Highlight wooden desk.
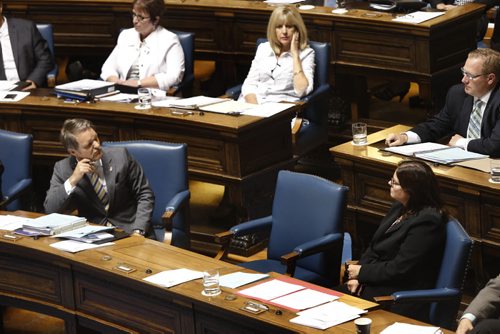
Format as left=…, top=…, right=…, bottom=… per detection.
left=0, top=210, right=453, bottom=333
left=329, top=125, right=500, bottom=290
left=0, top=90, right=295, bottom=234
left=4, top=0, right=484, bottom=116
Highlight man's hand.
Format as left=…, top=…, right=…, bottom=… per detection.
left=385, top=133, right=408, bottom=146
left=22, top=80, right=37, bottom=91
left=456, top=318, right=473, bottom=334
left=449, top=134, right=464, bottom=147
left=68, top=158, right=95, bottom=187
left=347, top=264, right=361, bottom=280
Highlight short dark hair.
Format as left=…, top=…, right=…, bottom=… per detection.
left=396, top=160, right=442, bottom=213
left=133, top=0, right=165, bottom=24
left=60, top=118, right=95, bottom=150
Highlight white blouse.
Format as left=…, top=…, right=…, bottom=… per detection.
left=240, top=41, right=315, bottom=104
left=101, top=27, right=184, bottom=91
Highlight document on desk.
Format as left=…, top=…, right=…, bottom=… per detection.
left=384, top=142, right=448, bottom=156
left=0, top=215, right=34, bottom=231
left=381, top=322, right=441, bottom=334
left=219, top=272, right=269, bottom=289
left=143, top=268, right=203, bottom=288
left=454, top=157, right=491, bottom=173
left=271, top=288, right=339, bottom=310
left=384, top=143, right=488, bottom=164
left=392, top=11, right=445, bottom=24
left=237, top=279, right=304, bottom=301
left=50, top=239, right=115, bottom=253
left=0, top=91, right=30, bottom=102
left=52, top=225, right=115, bottom=243
left=290, top=301, right=367, bottom=330
left=152, top=95, right=229, bottom=109
left=201, top=100, right=295, bottom=117
left=0, top=80, right=18, bottom=91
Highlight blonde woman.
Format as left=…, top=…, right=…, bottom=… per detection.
left=240, top=5, right=315, bottom=104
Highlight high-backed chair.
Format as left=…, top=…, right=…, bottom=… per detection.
left=0, top=129, right=33, bottom=211
left=102, top=141, right=190, bottom=249
left=216, top=170, right=348, bottom=287
left=169, top=30, right=195, bottom=97
left=36, top=23, right=58, bottom=79
left=374, top=217, right=473, bottom=330
left=225, top=39, right=331, bottom=156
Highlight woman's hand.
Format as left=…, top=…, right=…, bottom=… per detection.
left=291, top=32, right=300, bottom=56
left=347, top=264, right=361, bottom=280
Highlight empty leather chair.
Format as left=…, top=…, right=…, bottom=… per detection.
left=36, top=23, right=58, bottom=80
left=170, top=30, right=195, bottom=97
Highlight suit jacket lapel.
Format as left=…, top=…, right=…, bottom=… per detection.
left=7, top=20, right=20, bottom=73
left=102, top=150, right=115, bottom=208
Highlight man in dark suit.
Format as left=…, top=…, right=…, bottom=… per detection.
left=44, top=119, right=154, bottom=236
left=0, top=1, right=54, bottom=89
left=386, top=48, right=500, bottom=157
left=456, top=274, right=500, bottom=334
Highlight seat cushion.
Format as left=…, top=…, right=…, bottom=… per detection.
left=239, top=259, right=333, bottom=288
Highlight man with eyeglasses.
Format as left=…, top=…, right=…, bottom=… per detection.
left=386, top=48, right=500, bottom=157
left=0, top=1, right=54, bottom=90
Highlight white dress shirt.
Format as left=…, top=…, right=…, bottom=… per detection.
left=405, top=90, right=493, bottom=151
left=0, top=17, right=20, bottom=82
left=240, top=42, right=315, bottom=104
left=100, top=26, right=184, bottom=91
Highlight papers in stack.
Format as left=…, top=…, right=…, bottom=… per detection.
left=55, top=79, right=117, bottom=100
left=50, top=239, right=114, bottom=253
left=0, top=215, right=34, bottom=231
left=290, top=301, right=367, bottom=330
left=381, top=322, right=441, bottom=334
left=392, top=11, right=445, bottom=24
left=52, top=225, right=115, bottom=243
left=143, top=268, right=203, bottom=288
left=22, top=213, right=87, bottom=235
left=384, top=142, right=488, bottom=164
left=219, top=272, right=269, bottom=289
left=153, top=95, right=229, bottom=109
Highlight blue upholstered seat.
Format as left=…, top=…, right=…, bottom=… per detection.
left=0, top=129, right=33, bottom=211
left=170, top=30, right=194, bottom=97
left=216, top=170, right=348, bottom=287
left=225, top=39, right=331, bottom=156
left=374, top=217, right=473, bottom=330
left=102, top=141, right=190, bottom=249
left=36, top=23, right=58, bottom=79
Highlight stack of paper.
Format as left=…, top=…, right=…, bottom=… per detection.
left=52, top=225, right=115, bottom=243
left=50, top=239, right=114, bottom=253
left=0, top=215, right=34, bottom=231
left=143, top=268, right=203, bottom=288
left=384, top=143, right=488, bottom=164
left=219, top=272, right=269, bottom=289
left=381, top=322, right=441, bottom=334
left=290, top=301, right=367, bottom=330
left=22, top=213, right=87, bottom=235
left=55, top=79, right=117, bottom=100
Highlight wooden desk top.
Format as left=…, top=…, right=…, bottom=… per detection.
left=0, top=210, right=453, bottom=333
left=330, top=124, right=500, bottom=193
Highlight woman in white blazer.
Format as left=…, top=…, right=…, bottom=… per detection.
left=100, top=0, right=184, bottom=91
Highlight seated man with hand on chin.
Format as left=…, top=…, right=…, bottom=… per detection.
left=386, top=48, right=500, bottom=158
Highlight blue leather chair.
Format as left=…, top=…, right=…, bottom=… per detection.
left=216, top=170, right=348, bottom=287
left=170, top=30, right=195, bottom=97
left=226, top=39, right=331, bottom=156
left=374, top=217, right=473, bottom=330
left=0, top=129, right=33, bottom=211
left=102, top=141, right=190, bottom=249
left=36, top=23, right=58, bottom=79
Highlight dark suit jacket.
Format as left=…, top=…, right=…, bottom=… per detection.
left=6, top=18, right=54, bottom=87
left=464, top=274, right=500, bottom=321
left=411, top=83, right=500, bottom=157
left=44, top=147, right=154, bottom=234
left=357, top=202, right=446, bottom=320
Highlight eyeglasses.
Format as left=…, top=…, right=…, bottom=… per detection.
left=389, top=178, right=400, bottom=187
left=461, top=67, right=487, bottom=81
left=131, top=12, right=150, bottom=22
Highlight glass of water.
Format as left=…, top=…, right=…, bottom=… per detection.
left=352, top=122, right=368, bottom=146
left=201, top=269, right=221, bottom=297
left=135, top=87, right=152, bottom=110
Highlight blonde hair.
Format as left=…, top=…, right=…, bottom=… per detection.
left=266, top=6, right=308, bottom=54
left=468, top=48, right=500, bottom=78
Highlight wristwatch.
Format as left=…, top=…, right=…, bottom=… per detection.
left=137, top=80, right=142, bottom=88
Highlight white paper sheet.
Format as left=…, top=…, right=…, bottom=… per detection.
left=50, top=240, right=114, bottom=253
left=290, top=301, right=367, bottom=330
left=143, top=268, right=203, bottom=288
left=384, top=142, right=448, bottom=156
left=271, top=288, right=339, bottom=310
left=237, top=279, right=304, bottom=301
left=152, top=95, right=228, bottom=109
left=0, top=215, right=33, bottom=231
left=392, top=11, right=445, bottom=24
left=0, top=91, right=30, bottom=102
left=381, top=322, right=441, bottom=334
left=219, top=272, right=269, bottom=289
left=0, top=81, right=18, bottom=91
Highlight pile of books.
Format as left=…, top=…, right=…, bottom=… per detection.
left=54, top=79, right=118, bottom=101
left=21, top=213, right=87, bottom=236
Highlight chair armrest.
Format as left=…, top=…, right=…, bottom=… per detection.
left=374, top=288, right=461, bottom=305
left=167, top=74, right=195, bottom=97
left=280, top=233, right=343, bottom=276
left=301, top=84, right=330, bottom=104
left=160, top=190, right=190, bottom=229
left=213, top=216, right=273, bottom=261
left=225, top=84, right=243, bottom=100
left=2, top=178, right=32, bottom=207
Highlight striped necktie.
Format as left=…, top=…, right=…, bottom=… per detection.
left=90, top=172, right=109, bottom=212
left=467, top=100, right=484, bottom=139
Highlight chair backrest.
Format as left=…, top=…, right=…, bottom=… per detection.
left=36, top=23, right=58, bottom=78
left=429, top=217, right=473, bottom=329
left=0, top=129, right=33, bottom=211
left=267, top=170, right=348, bottom=282
left=101, top=141, right=190, bottom=248
left=171, top=30, right=195, bottom=96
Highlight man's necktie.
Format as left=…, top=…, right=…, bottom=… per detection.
left=90, top=172, right=109, bottom=211
left=467, top=100, right=484, bottom=139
